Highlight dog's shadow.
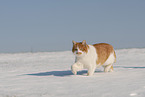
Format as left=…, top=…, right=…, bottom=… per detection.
left=26, top=70, right=88, bottom=77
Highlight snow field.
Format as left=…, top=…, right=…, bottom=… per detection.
left=0, top=49, right=145, bottom=97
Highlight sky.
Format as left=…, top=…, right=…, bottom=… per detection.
left=0, top=0, right=145, bottom=53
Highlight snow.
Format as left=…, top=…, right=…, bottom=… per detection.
left=0, top=48, right=145, bottom=97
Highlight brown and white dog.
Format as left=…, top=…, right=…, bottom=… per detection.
left=71, top=40, right=116, bottom=76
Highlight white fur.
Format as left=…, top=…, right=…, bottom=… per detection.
left=103, top=52, right=115, bottom=66
left=71, top=45, right=116, bottom=76
left=72, top=45, right=97, bottom=76
left=103, top=52, right=115, bottom=72
left=74, top=47, right=84, bottom=56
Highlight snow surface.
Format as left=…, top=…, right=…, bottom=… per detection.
left=0, top=48, right=145, bottom=97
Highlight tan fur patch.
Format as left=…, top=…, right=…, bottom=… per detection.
left=72, top=42, right=89, bottom=53
left=93, top=43, right=116, bottom=65
left=111, top=65, right=113, bottom=70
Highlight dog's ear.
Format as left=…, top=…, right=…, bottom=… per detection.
left=72, top=40, right=76, bottom=45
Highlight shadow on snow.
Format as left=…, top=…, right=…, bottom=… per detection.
left=25, top=66, right=145, bottom=77
left=26, top=69, right=103, bottom=77
left=26, top=70, right=87, bottom=77
left=114, top=66, right=145, bottom=69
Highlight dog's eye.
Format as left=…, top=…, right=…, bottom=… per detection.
left=75, top=49, right=78, bottom=51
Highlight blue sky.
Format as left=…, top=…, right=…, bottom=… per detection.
left=0, top=0, right=145, bottom=53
